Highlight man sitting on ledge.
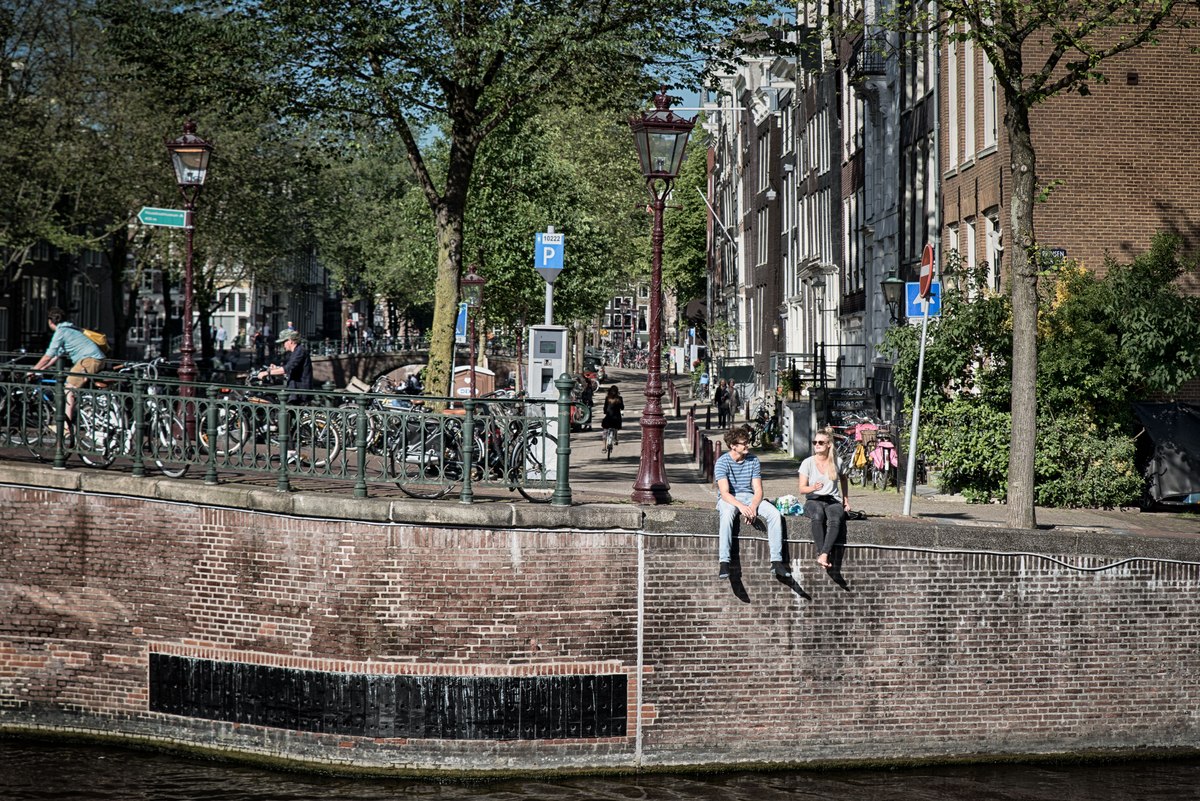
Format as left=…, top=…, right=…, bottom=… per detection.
left=714, top=425, right=789, bottom=581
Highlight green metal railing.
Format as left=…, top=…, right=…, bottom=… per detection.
left=0, top=356, right=576, bottom=506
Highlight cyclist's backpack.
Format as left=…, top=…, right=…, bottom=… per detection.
left=83, top=328, right=111, bottom=356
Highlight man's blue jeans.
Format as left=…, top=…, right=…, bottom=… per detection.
left=717, top=493, right=784, bottom=563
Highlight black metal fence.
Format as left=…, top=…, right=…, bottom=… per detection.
left=0, top=353, right=576, bottom=505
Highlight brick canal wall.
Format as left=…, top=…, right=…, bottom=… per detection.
left=2, top=466, right=1200, bottom=776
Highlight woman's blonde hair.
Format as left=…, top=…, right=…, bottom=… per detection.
left=815, top=427, right=839, bottom=476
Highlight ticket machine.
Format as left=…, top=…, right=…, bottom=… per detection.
left=527, top=325, right=568, bottom=400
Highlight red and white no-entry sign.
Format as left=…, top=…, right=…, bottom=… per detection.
left=919, top=243, right=935, bottom=299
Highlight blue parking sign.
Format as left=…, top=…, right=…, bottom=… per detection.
left=905, top=281, right=941, bottom=318
left=535, top=231, right=564, bottom=282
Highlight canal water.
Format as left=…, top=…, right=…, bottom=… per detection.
left=3, top=740, right=1199, bottom=800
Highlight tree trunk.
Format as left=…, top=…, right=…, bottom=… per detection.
left=426, top=201, right=465, bottom=400
left=1005, top=101, right=1038, bottom=530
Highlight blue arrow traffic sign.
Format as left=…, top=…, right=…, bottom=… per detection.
left=137, top=207, right=189, bottom=228
left=905, top=281, right=942, bottom=318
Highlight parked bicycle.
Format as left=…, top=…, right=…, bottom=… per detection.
left=868, top=426, right=900, bottom=491
left=389, top=393, right=555, bottom=502
left=73, top=358, right=191, bottom=477
left=202, top=368, right=343, bottom=470
left=746, top=399, right=779, bottom=448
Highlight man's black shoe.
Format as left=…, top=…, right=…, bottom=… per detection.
left=771, top=561, right=792, bottom=579
left=717, top=562, right=731, bottom=579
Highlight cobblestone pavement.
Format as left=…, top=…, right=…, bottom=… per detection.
left=570, top=367, right=1200, bottom=538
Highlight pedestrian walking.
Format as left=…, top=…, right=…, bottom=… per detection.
left=713, top=380, right=730, bottom=428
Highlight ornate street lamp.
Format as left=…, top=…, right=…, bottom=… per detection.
left=460, top=265, right=486, bottom=398
left=628, top=88, right=694, bottom=505
left=881, top=268, right=906, bottom=323
left=164, top=120, right=213, bottom=395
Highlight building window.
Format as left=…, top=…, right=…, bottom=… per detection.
left=964, top=27, right=976, bottom=161
left=983, top=55, right=998, bottom=149
left=985, top=210, right=1003, bottom=292
left=756, top=208, right=770, bottom=266
left=947, top=31, right=958, bottom=169
left=965, top=218, right=978, bottom=298
left=757, top=131, right=770, bottom=191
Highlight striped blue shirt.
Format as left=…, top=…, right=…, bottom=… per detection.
left=714, top=452, right=761, bottom=497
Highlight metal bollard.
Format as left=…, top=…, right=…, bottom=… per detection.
left=552, top=373, right=574, bottom=507
left=459, top=398, right=475, bottom=505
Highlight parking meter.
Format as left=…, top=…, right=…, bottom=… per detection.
left=527, top=325, right=568, bottom=400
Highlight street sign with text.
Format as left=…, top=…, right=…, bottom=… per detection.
left=137, top=207, right=189, bottom=228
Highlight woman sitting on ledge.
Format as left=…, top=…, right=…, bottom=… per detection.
left=797, top=427, right=850, bottom=569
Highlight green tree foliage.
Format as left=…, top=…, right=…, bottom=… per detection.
left=242, top=0, right=790, bottom=396
left=465, top=104, right=648, bottom=333
left=885, top=234, right=1200, bottom=508
left=662, top=131, right=710, bottom=306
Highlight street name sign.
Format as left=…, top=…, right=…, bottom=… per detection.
left=138, top=207, right=189, bottom=228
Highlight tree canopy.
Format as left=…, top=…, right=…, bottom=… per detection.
left=243, top=0, right=790, bottom=396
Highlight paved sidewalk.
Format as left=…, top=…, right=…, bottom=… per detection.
left=569, top=367, right=1200, bottom=539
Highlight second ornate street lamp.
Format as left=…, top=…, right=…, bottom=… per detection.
left=165, top=120, right=213, bottom=396
left=460, top=265, right=485, bottom=398
left=629, top=88, right=695, bottom=504
left=881, top=268, right=906, bottom=323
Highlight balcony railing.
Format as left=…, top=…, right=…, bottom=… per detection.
left=851, top=31, right=890, bottom=80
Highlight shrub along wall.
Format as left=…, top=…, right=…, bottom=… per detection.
left=2, top=476, right=1200, bottom=776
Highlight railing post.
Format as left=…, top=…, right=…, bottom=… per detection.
left=552, top=373, right=574, bottom=507
left=276, top=389, right=291, bottom=492
left=354, top=394, right=369, bottom=498
left=52, top=358, right=67, bottom=470
left=204, top=385, right=219, bottom=485
left=131, top=378, right=146, bottom=477
left=459, top=398, right=475, bottom=505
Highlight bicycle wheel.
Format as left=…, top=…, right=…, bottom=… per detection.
left=18, top=394, right=57, bottom=462
left=295, top=410, right=342, bottom=469
left=871, top=462, right=886, bottom=491
left=75, top=396, right=121, bottom=468
left=151, top=413, right=190, bottom=478
left=390, top=422, right=457, bottom=499
left=199, top=405, right=251, bottom=457
left=515, top=431, right=557, bottom=503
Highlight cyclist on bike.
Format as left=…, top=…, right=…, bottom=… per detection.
left=601, top=386, right=624, bottom=446
left=28, top=306, right=106, bottom=441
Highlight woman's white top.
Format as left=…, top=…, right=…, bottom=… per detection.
left=798, top=455, right=843, bottom=502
